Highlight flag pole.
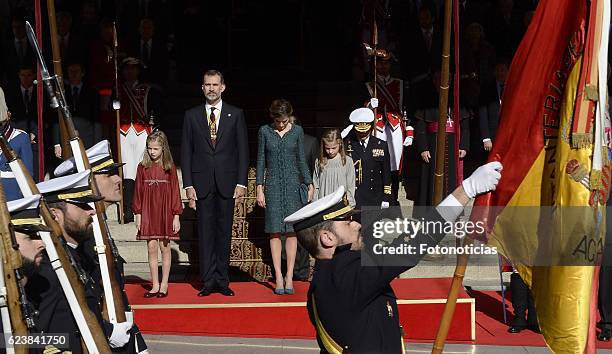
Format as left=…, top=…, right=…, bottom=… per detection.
left=112, top=23, right=125, bottom=224
left=432, top=0, right=453, bottom=206
left=34, top=0, right=44, bottom=181
left=431, top=0, right=470, bottom=353
left=46, top=0, right=71, bottom=160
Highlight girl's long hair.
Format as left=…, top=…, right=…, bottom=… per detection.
left=318, top=128, right=346, bottom=170
left=141, top=130, right=174, bottom=171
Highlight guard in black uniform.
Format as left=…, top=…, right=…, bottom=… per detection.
left=284, top=161, right=503, bottom=353
left=26, top=171, right=134, bottom=353
left=344, top=107, right=392, bottom=209
left=54, top=140, right=148, bottom=352
left=3, top=195, right=48, bottom=336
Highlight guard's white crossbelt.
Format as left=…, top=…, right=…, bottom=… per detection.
left=40, top=231, right=100, bottom=354
left=90, top=211, right=117, bottom=323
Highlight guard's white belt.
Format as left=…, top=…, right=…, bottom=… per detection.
left=0, top=171, right=15, bottom=179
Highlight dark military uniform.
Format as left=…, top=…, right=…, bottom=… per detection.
left=345, top=133, right=392, bottom=208
left=26, top=246, right=113, bottom=354
left=306, top=208, right=447, bottom=353
left=79, top=238, right=147, bottom=353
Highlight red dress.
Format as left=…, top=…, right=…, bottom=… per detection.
left=132, top=163, right=183, bottom=240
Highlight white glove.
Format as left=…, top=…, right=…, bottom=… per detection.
left=370, top=97, right=379, bottom=109
left=381, top=201, right=389, bottom=209
left=341, top=125, right=353, bottom=139
left=403, top=136, right=413, bottom=146
left=109, top=321, right=133, bottom=348
left=462, top=161, right=503, bottom=198
left=112, top=100, right=121, bottom=110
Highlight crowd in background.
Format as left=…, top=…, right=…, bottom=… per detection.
left=0, top=0, right=539, bottom=172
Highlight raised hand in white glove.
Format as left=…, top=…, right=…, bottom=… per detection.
left=403, top=136, right=413, bottom=146
left=381, top=201, right=390, bottom=209
left=370, top=97, right=379, bottom=109
left=341, top=125, right=353, bottom=139
left=462, top=161, right=503, bottom=198
left=109, top=321, right=133, bottom=348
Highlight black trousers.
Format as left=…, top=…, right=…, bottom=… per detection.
left=390, top=171, right=400, bottom=206
left=123, top=178, right=136, bottom=221
left=510, top=272, right=538, bottom=328
left=599, top=221, right=612, bottom=330
left=293, top=244, right=310, bottom=280
left=197, top=186, right=235, bottom=288
left=599, top=196, right=612, bottom=331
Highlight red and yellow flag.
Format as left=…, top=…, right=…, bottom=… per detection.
left=472, top=0, right=610, bottom=352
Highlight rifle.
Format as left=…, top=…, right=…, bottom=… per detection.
left=0, top=136, right=111, bottom=354
left=371, top=15, right=378, bottom=122
left=25, top=21, right=127, bottom=324
left=45, top=0, right=71, bottom=159
left=0, top=183, right=33, bottom=354
left=112, top=22, right=125, bottom=224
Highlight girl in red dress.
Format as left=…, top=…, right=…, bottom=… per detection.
left=133, top=131, right=183, bottom=298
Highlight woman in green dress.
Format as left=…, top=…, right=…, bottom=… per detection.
left=256, top=99, right=314, bottom=295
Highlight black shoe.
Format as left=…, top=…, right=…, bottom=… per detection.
left=218, top=286, right=235, bottom=296
left=197, top=287, right=213, bottom=297
left=598, top=330, right=612, bottom=341
left=507, top=325, right=525, bottom=333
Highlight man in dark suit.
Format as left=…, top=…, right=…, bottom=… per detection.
left=53, top=62, right=102, bottom=158
left=6, top=65, right=39, bottom=180
left=118, top=0, right=172, bottom=41
left=402, top=6, right=441, bottom=100
left=128, top=18, right=169, bottom=86
left=2, top=16, right=36, bottom=88
left=181, top=70, right=249, bottom=297
left=55, top=12, right=87, bottom=69
left=478, top=58, right=509, bottom=160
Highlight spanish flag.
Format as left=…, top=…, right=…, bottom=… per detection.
left=472, top=0, right=610, bottom=352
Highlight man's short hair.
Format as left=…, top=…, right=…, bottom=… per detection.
left=67, top=61, right=85, bottom=71
left=296, top=220, right=336, bottom=258
left=46, top=200, right=67, bottom=213
left=57, top=11, right=72, bottom=22
left=203, top=70, right=224, bottom=85
left=495, top=56, right=510, bottom=68
left=18, top=65, right=34, bottom=74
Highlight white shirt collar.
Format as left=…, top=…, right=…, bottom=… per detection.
left=359, top=136, right=370, bottom=148
left=67, top=242, right=78, bottom=249
left=205, top=100, right=223, bottom=114
left=20, top=86, right=32, bottom=93
left=421, top=27, right=433, bottom=36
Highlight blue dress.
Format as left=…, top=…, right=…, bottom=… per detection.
left=0, top=127, right=33, bottom=201
left=256, top=124, right=312, bottom=233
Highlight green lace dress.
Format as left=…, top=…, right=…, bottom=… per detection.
left=256, top=124, right=312, bottom=233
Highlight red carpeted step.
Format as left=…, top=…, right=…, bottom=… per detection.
left=126, top=278, right=474, bottom=341
left=126, top=279, right=612, bottom=348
